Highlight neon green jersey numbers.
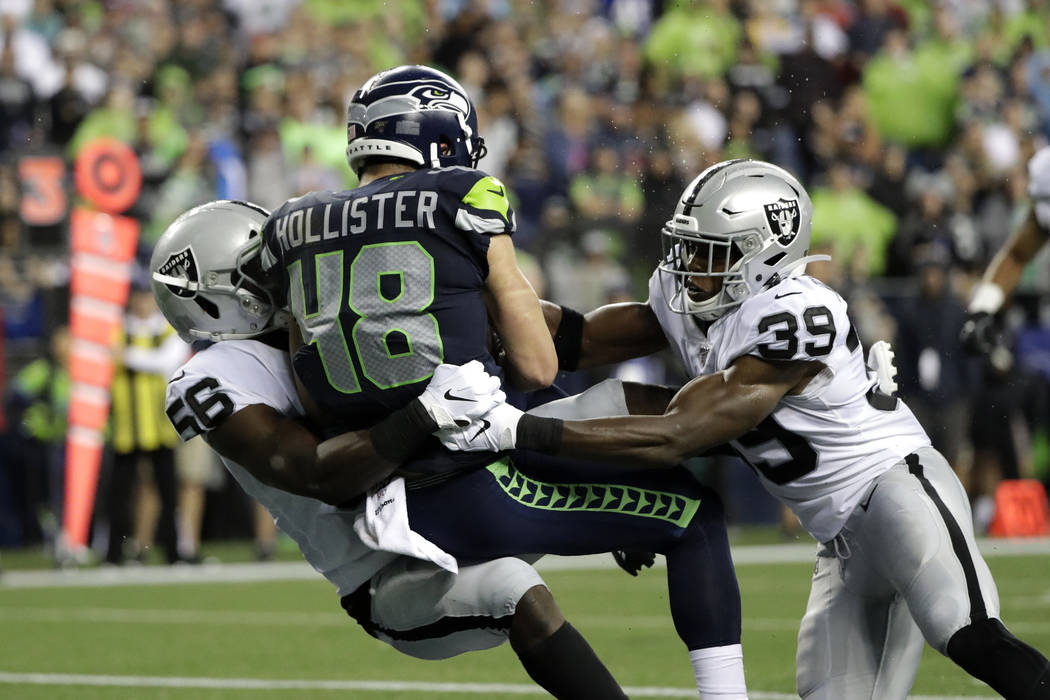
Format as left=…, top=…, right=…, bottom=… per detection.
left=288, top=252, right=361, bottom=394
left=287, top=242, right=443, bottom=394
left=350, top=242, right=443, bottom=389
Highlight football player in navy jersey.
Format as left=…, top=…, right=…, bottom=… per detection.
left=260, top=65, right=554, bottom=443
left=249, top=65, right=749, bottom=698
left=442, top=159, right=1050, bottom=700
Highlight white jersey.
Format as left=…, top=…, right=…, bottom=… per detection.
left=165, top=339, right=398, bottom=595
left=649, top=272, right=930, bottom=542
left=1028, top=145, right=1050, bottom=229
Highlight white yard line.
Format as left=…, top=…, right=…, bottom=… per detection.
left=2, top=538, right=1047, bottom=590
left=0, top=671, right=997, bottom=699
left=0, top=605, right=794, bottom=631
left=3, top=605, right=1047, bottom=636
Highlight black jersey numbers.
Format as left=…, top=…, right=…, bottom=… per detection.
left=802, top=306, right=836, bottom=356
left=166, top=377, right=235, bottom=439
left=756, top=305, right=836, bottom=360
left=733, top=414, right=819, bottom=484
left=756, top=312, right=797, bottom=359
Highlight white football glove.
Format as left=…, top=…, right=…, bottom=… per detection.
left=866, top=340, right=899, bottom=396
left=417, top=361, right=505, bottom=430
left=436, top=402, right=524, bottom=452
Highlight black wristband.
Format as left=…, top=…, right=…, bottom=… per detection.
left=369, top=399, right=438, bottom=464
left=516, top=414, right=564, bottom=453
left=554, top=305, right=584, bottom=372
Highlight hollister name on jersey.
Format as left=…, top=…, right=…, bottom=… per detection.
left=269, top=190, right=440, bottom=254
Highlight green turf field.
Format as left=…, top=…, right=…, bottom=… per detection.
left=0, top=547, right=1045, bottom=698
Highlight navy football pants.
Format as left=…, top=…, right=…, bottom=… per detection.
left=405, top=455, right=741, bottom=651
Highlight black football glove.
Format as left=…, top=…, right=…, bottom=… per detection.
left=612, top=549, right=656, bottom=577
left=960, top=311, right=998, bottom=356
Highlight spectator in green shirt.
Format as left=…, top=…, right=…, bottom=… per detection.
left=569, top=144, right=644, bottom=230
left=863, top=28, right=964, bottom=148
left=645, top=0, right=741, bottom=82
left=810, top=162, right=897, bottom=278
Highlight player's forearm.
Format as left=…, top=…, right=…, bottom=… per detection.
left=520, top=371, right=773, bottom=467
left=485, top=237, right=557, bottom=389
left=269, top=410, right=431, bottom=505
left=312, top=396, right=440, bottom=502
left=208, top=405, right=402, bottom=506
left=540, top=299, right=563, bottom=337
left=553, top=414, right=698, bottom=467
left=312, top=432, right=398, bottom=504
left=209, top=413, right=336, bottom=503
left=543, top=300, right=667, bottom=371
left=488, top=289, right=557, bottom=390
left=578, top=303, right=668, bottom=369
left=985, top=213, right=1048, bottom=301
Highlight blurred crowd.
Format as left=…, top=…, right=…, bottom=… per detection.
left=2, top=0, right=1050, bottom=557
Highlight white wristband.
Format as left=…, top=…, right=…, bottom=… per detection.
left=968, top=282, right=1004, bottom=315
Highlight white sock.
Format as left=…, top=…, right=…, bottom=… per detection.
left=689, top=643, right=748, bottom=699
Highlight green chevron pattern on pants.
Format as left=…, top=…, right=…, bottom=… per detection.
left=486, top=458, right=701, bottom=528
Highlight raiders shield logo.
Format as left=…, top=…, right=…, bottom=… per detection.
left=764, top=199, right=800, bottom=246
left=157, top=247, right=199, bottom=298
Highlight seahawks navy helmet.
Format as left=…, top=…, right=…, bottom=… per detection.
left=346, top=65, right=486, bottom=175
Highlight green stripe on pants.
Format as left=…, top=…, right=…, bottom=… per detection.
left=485, top=458, right=700, bottom=528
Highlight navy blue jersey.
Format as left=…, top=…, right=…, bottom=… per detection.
left=260, top=166, right=515, bottom=436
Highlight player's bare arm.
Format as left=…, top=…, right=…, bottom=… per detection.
left=548, top=355, right=821, bottom=467
left=963, top=210, right=1049, bottom=353
left=483, top=234, right=557, bottom=390
left=982, top=210, right=1048, bottom=301
left=206, top=404, right=396, bottom=505
left=541, top=299, right=668, bottom=371
left=964, top=146, right=1050, bottom=353
left=441, top=353, right=822, bottom=467
left=182, top=358, right=503, bottom=505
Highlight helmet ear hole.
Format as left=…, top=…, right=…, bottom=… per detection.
left=193, top=296, right=220, bottom=319
left=764, top=251, right=786, bottom=266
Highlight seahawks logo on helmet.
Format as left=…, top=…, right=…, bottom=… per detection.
left=157, top=247, right=199, bottom=298
left=404, top=82, right=472, bottom=117
left=764, top=199, right=800, bottom=246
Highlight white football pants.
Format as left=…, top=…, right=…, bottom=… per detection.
left=796, top=446, right=1001, bottom=699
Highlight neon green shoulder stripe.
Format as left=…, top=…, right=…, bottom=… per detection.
left=462, top=175, right=510, bottom=219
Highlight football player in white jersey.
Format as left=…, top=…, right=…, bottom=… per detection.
left=152, top=200, right=629, bottom=699
left=962, top=144, right=1050, bottom=353
left=441, top=159, right=1050, bottom=699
